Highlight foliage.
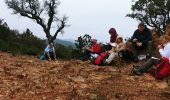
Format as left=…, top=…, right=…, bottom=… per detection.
left=0, top=18, right=81, bottom=59
left=0, top=19, right=45, bottom=55
left=55, top=44, right=80, bottom=59
left=127, top=0, right=170, bottom=35
left=5, top=0, right=68, bottom=43
left=74, top=34, right=92, bottom=58
left=75, top=34, right=92, bottom=51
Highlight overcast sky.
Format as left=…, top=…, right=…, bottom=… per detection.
left=0, top=0, right=139, bottom=43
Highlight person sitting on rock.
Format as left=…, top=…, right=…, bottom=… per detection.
left=131, top=23, right=152, bottom=60
left=133, top=35, right=170, bottom=75
left=105, top=37, right=125, bottom=64
left=81, top=39, right=101, bottom=61
left=44, top=43, right=56, bottom=61
left=109, top=28, right=118, bottom=43
left=107, top=28, right=119, bottom=50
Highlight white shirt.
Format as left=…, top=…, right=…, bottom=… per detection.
left=159, top=42, right=170, bottom=63
left=44, top=45, right=55, bottom=53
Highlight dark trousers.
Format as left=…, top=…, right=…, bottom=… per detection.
left=45, top=52, right=56, bottom=60
left=131, top=41, right=153, bottom=56
left=81, top=50, right=92, bottom=61
left=139, top=57, right=162, bottom=73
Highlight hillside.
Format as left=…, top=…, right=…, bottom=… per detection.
left=0, top=52, right=170, bottom=99
left=54, top=39, right=76, bottom=48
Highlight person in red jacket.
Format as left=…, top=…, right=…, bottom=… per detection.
left=82, top=39, right=101, bottom=61
left=85, top=39, right=101, bottom=53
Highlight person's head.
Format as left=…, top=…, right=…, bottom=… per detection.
left=109, top=28, right=117, bottom=36
left=165, top=23, right=170, bottom=36
left=116, top=37, right=123, bottom=43
left=91, top=39, right=97, bottom=44
left=158, top=35, right=170, bottom=45
left=49, top=43, right=54, bottom=48
left=138, top=23, right=145, bottom=32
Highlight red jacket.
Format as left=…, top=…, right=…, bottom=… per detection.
left=91, top=43, right=101, bottom=53
left=149, top=57, right=170, bottom=79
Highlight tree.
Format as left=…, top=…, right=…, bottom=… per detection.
left=127, top=0, right=170, bottom=35
left=75, top=34, right=92, bottom=51
left=5, top=0, right=68, bottom=43
left=0, top=19, right=10, bottom=41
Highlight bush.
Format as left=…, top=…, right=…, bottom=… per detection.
left=0, top=21, right=45, bottom=56
left=55, top=44, right=81, bottom=59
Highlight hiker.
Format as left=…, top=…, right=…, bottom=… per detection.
left=131, top=23, right=152, bottom=59
left=109, top=28, right=118, bottom=43
left=133, top=35, right=170, bottom=76
left=44, top=43, right=56, bottom=60
left=105, top=37, right=125, bottom=64
left=107, top=28, right=119, bottom=50
left=81, top=39, right=101, bottom=61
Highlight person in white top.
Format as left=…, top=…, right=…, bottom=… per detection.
left=44, top=43, right=56, bottom=60
left=106, top=37, right=125, bottom=64
left=133, top=34, right=170, bottom=75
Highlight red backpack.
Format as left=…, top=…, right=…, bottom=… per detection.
left=149, top=57, right=170, bottom=79
left=94, top=52, right=108, bottom=66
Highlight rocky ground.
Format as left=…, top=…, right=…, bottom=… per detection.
left=0, top=52, right=170, bottom=100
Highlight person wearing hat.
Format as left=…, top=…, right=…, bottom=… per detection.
left=105, top=37, right=125, bottom=64
left=82, top=39, right=101, bottom=61
left=44, top=43, right=56, bottom=61
left=109, top=28, right=118, bottom=43
left=105, top=28, right=119, bottom=50
left=131, top=23, right=152, bottom=59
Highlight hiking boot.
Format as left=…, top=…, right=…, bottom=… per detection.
left=146, top=53, right=151, bottom=60
left=103, top=60, right=109, bottom=66
left=133, top=69, right=143, bottom=76
left=133, top=56, right=139, bottom=62
left=132, top=65, right=143, bottom=76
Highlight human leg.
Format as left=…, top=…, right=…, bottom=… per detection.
left=106, top=52, right=118, bottom=64
left=133, top=57, right=162, bottom=75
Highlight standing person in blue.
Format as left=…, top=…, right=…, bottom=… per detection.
left=131, top=23, right=152, bottom=59
left=44, top=43, right=56, bottom=61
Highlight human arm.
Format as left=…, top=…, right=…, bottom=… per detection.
left=159, top=43, right=170, bottom=58
left=131, top=30, right=138, bottom=43
left=141, top=29, right=152, bottom=45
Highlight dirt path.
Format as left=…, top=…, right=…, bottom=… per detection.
left=0, top=52, right=170, bottom=100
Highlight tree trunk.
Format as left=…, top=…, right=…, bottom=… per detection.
left=46, top=32, right=53, bottom=44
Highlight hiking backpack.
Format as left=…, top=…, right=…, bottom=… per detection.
left=149, top=57, right=170, bottom=79
left=92, top=52, right=108, bottom=66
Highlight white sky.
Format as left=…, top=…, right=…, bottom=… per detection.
left=0, top=0, right=139, bottom=43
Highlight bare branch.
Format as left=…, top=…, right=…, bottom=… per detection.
left=52, top=16, right=68, bottom=41
left=5, top=0, right=68, bottom=43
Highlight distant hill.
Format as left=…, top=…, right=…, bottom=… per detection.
left=54, top=39, right=76, bottom=48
